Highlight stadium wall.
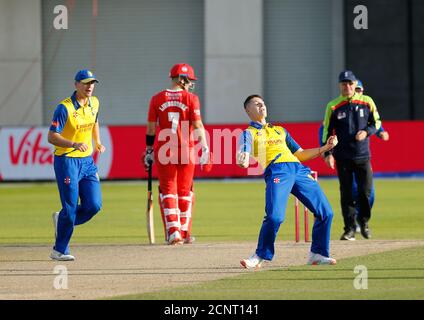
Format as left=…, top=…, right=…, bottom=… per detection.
left=0, top=0, right=43, bottom=126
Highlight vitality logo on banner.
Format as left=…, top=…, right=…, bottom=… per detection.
left=0, top=127, right=112, bottom=181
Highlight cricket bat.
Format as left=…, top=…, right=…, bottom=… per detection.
left=146, top=163, right=155, bottom=244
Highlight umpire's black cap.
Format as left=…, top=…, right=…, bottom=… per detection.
left=338, top=70, right=357, bottom=82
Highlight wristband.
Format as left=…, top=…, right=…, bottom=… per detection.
left=146, top=134, right=155, bottom=147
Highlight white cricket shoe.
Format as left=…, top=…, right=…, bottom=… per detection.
left=50, top=249, right=75, bottom=261
left=240, top=254, right=264, bottom=270
left=168, top=231, right=183, bottom=245
left=52, top=212, right=59, bottom=239
left=307, top=252, right=337, bottom=265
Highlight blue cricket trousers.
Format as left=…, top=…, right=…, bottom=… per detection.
left=54, top=155, right=102, bottom=254
left=256, top=162, right=333, bottom=260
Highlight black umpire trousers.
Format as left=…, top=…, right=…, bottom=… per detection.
left=335, top=158, right=373, bottom=232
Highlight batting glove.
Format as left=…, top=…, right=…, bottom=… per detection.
left=144, top=149, right=154, bottom=170
left=199, top=146, right=210, bottom=165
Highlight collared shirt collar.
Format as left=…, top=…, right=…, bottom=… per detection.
left=71, top=91, right=92, bottom=110
left=249, top=121, right=272, bottom=129
left=340, top=92, right=360, bottom=102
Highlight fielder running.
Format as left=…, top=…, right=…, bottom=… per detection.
left=143, top=63, right=210, bottom=245
left=237, top=94, right=338, bottom=269
left=48, top=69, right=105, bottom=261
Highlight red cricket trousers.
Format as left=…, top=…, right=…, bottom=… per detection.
left=156, top=147, right=195, bottom=241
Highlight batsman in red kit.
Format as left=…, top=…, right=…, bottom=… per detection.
left=143, top=63, right=210, bottom=245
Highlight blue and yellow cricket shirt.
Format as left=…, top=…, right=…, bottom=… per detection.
left=238, top=121, right=301, bottom=171
left=49, top=91, right=99, bottom=157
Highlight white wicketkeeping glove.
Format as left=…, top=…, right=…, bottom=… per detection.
left=199, top=146, right=210, bottom=165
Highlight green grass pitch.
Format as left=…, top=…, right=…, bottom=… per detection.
left=1, top=178, right=423, bottom=244
left=0, top=178, right=423, bottom=300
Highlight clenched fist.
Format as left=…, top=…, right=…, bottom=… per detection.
left=326, top=135, right=338, bottom=150
left=72, top=142, right=89, bottom=152
left=355, top=130, right=367, bottom=141
left=236, top=152, right=250, bottom=168
left=95, top=143, right=106, bottom=154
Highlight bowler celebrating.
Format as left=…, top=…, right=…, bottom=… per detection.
left=48, top=69, right=105, bottom=261
left=237, top=94, right=338, bottom=269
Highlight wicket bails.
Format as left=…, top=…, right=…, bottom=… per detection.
left=295, top=170, right=318, bottom=242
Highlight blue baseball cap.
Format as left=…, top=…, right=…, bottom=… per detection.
left=74, top=69, right=99, bottom=83
left=338, top=70, right=356, bottom=82
left=356, top=79, right=364, bottom=90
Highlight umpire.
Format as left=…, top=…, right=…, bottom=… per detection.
left=322, top=70, right=381, bottom=241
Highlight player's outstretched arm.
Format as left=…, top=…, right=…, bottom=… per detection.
left=294, top=135, right=338, bottom=162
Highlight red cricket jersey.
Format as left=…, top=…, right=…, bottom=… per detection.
left=148, top=89, right=202, bottom=149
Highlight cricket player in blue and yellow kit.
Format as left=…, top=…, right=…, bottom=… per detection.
left=47, top=70, right=105, bottom=261
left=238, top=95, right=338, bottom=269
